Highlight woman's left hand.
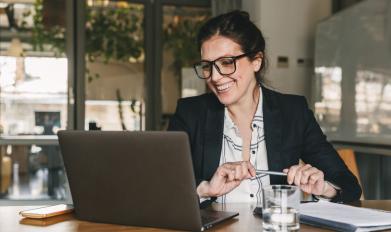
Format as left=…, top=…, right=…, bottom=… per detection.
left=283, top=164, right=337, bottom=198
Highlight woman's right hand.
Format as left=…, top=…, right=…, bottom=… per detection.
left=196, top=161, right=256, bottom=198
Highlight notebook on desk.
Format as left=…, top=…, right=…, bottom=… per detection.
left=300, top=201, right=391, bottom=232
left=58, top=131, right=238, bottom=231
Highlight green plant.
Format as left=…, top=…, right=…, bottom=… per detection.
left=28, top=0, right=143, bottom=81
left=163, top=16, right=207, bottom=77
left=85, top=5, right=143, bottom=64
left=31, top=0, right=65, bottom=56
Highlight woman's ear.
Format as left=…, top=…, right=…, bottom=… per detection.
left=252, top=53, right=263, bottom=72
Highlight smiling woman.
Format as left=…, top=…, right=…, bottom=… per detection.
left=168, top=10, right=362, bottom=204
left=199, top=35, right=262, bottom=107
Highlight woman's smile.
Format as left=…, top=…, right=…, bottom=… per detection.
left=215, top=80, right=235, bottom=93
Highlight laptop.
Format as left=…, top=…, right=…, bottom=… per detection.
left=58, top=131, right=238, bottom=231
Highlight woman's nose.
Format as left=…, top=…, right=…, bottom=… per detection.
left=210, top=65, right=223, bottom=82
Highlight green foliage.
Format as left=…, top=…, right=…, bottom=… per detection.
left=28, top=1, right=208, bottom=81
left=85, top=5, right=143, bottom=63
left=163, top=17, right=206, bottom=76
left=28, top=1, right=143, bottom=81
left=31, top=0, right=65, bottom=56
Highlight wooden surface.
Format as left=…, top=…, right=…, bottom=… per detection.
left=1, top=201, right=390, bottom=232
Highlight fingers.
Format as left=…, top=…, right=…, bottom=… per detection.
left=246, top=161, right=256, bottom=177
left=220, top=161, right=255, bottom=180
left=216, top=164, right=237, bottom=181
left=286, top=164, right=323, bottom=186
left=234, top=164, right=243, bottom=180
left=208, top=162, right=251, bottom=197
left=286, top=164, right=301, bottom=185
left=301, top=171, right=325, bottom=195
left=308, top=170, right=324, bottom=185
left=228, top=168, right=236, bottom=181
left=239, top=161, right=255, bottom=178
left=294, top=164, right=311, bottom=186
left=304, top=168, right=323, bottom=185
left=285, top=163, right=326, bottom=195
left=299, top=166, right=317, bottom=185
left=217, top=163, right=235, bottom=181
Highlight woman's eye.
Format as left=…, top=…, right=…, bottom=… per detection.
left=220, top=59, right=234, bottom=66
left=201, top=64, right=211, bottom=70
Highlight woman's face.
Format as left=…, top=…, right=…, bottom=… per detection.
left=200, top=35, right=262, bottom=106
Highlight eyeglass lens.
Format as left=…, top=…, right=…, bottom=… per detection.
left=195, top=57, right=236, bottom=79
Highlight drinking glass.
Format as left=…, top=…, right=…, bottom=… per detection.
left=262, top=185, right=300, bottom=231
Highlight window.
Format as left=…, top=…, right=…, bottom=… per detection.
left=0, top=1, right=68, bottom=200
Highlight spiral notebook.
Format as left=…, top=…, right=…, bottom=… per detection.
left=300, top=201, right=391, bottom=232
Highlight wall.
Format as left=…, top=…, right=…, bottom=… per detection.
left=242, top=0, right=332, bottom=101
left=86, top=61, right=144, bottom=101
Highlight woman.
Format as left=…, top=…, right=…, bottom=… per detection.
left=168, top=10, right=361, bottom=203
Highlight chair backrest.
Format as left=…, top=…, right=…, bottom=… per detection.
left=337, top=148, right=364, bottom=200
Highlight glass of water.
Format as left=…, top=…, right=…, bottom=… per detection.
left=262, top=185, right=300, bottom=232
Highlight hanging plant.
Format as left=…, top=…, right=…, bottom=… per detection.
left=85, top=5, right=143, bottom=63
left=26, top=0, right=144, bottom=81
left=31, top=0, right=65, bottom=56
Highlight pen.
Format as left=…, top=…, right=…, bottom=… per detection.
left=256, top=170, right=287, bottom=176
left=250, top=170, right=287, bottom=180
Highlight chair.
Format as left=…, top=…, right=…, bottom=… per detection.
left=337, top=148, right=364, bottom=200
left=1, top=150, right=12, bottom=194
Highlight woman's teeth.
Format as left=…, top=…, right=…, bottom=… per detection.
left=216, top=82, right=233, bottom=92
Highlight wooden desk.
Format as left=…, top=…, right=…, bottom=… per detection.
left=1, top=201, right=391, bottom=232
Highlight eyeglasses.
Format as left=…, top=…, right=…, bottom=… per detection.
left=193, top=51, right=259, bottom=79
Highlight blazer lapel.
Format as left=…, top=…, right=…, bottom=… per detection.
left=203, top=95, right=225, bottom=181
left=262, top=86, right=285, bottom=184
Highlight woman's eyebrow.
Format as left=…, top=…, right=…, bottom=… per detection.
left=201, top=53, right=241, bottom=61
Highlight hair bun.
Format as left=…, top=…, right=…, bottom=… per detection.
left=229, top=10, right=250, bottom=21
left=237, top=11, right=250, bottom=20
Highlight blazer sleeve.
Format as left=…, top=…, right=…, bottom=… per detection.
left=299, top=97, right=362, bottom=202
left=167, top=98, right=205, bottom=187
left=167, top=98, right=190, bottom=134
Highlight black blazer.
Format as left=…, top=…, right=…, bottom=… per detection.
left=168, top=86, right=362, bottom=202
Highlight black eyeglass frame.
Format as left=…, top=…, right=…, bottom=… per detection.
left=193, top=51, right=260, bottom=79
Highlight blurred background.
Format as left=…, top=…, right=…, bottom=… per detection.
left=0, top=0, right=390, bottom=205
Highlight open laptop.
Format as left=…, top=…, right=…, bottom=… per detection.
left=58, top=131, right=238, bottom=231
